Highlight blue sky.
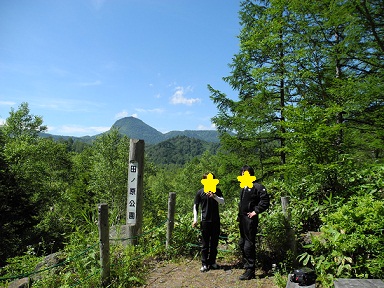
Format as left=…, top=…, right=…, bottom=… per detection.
left=0, top=0, right=241, bottom=137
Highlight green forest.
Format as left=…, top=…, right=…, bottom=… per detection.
left=1, top=0, right=383, bottom=287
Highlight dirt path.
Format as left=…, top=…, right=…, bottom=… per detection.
left=141, top=258, right=279, bottom=288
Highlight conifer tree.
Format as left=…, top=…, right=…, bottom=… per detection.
left=209, top=0, right=383, bottom=196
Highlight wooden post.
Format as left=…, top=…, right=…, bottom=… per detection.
left=98, top=203, right=110, bottom=287
left=281, top=196, right=297, bottom=266
left=126, top=139, right=144, bottom=245
left=281, top=196, right=291, bottom=221
left=166, top=192, right=176, bottom=249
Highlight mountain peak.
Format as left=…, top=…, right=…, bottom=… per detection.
left=112, top=117, right=164, bottom=144
left=112, top=117, right=219, bottom=144
left=41, top=117, right=220, bottom=145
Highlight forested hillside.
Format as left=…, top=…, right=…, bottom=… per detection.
left=146, top=135, right=220, bottom=165
left=1, top=1, right=383, bottom=287
left=41, top=134, right=219, bottom=165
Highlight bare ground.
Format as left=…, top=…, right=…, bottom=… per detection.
left=140, top=258, right=279, bottom=288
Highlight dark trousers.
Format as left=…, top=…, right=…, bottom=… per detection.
left=201, top=221, right=220, bottom=266
left=239, top=215, right=258, bottom=270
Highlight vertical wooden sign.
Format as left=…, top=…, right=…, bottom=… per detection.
left=127, top=161, right=138, bottom=225
left=126, top=139, right=144, bottom=245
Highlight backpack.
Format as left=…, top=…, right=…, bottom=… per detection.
left=290, top=267, right=316, bottom=286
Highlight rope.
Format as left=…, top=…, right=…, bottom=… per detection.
left=0, top=242, right=99, bottom=281
left=109, top=218, right=168, bottom=241
left=2, top=217, right=232, bottom=285
left=63, top=218, right=168, bottom=287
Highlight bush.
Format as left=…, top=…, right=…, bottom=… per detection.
left=299, top=194, right=384, bottom=287
left=257, top=209, right=293, bottom=272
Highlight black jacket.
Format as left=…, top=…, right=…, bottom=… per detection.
left=239, top=182, right=269, bottom=217
left=194, top=188, right=224, bottom=222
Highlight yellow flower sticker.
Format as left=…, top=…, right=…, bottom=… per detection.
left=237, top=171, right=256, bottom=188
left=201, top=173, right=219, bottom=193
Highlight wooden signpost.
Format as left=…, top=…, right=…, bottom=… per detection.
left=126, top=139, right=144, bottom=245
left=127, top=161, right=138, bottom=225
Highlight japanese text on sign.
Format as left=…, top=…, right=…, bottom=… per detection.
left=127, top=161, right=138, bottom=224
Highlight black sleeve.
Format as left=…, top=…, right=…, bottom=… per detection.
left=215, top=188, right=223, bottom=198
left=194, top=190, right=201, bottom=206
left=254, top=184, right=270, bottom=214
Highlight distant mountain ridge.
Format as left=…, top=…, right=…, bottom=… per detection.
left=112, top=117, right=220, bottom=144
left=42, top=117, right=221, bottom=144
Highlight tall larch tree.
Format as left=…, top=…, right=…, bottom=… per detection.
left=209, top=0, right=303, bottom=178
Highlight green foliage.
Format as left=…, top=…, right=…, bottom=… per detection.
left=164, top=130, right=221, bottom=143
left=35, top=231, right=99, bottom=287
left=219, top=205, right=241, bottom=254
left=0, top=131, right=37, bottom=265
left=1, top=104, right=73, bottom=263
left=273, top=271, right=289, bottom=288
left=299, top=194, right=384, bottom=286
left=0, top=248, right=43, bottom=286
left=2, top=102, right=47, bottom=140
left=258, top=210, right=291, bottom=265
left=145, top=151, right=235, bottom=217
left=1, top=0, right=384, bottom=285
left=108, top=244, right=147, bottom=287
left=61, top=147, right=97, bottom=231
left=1, top=221, right=149, bottom=287
left=210, top=0, right=384, bottom=201
left=89, top=129, right=130, bottom=225
left=146, top=135, right=219, bottom=165
left=144, top=165, right=177, bottom=223
left=168, top=213, right=201, bottom=257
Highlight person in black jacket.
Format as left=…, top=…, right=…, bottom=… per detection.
left=238, top=165, right=270, bottom=280
left=192, top=173, right=224, bottom=272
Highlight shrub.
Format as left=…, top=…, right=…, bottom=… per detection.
left=299, top=194, right=384, bottom=287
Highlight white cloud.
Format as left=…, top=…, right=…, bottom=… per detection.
left=0, top=118, right=5, bottom=125
left=197, top=123, right=216, bottom=130
left=48, top=125, right=110, bottom=136
left=170, top=86, right=201, bottom=105
left=0, top=101, right=16, bottom=106
left=91, top=126, right=110, bottom=133
left=46, top=125, right=55, bottom=132
left=115, top=110, right=141, bottom=119
left=115, top=110, right=129, bottom=119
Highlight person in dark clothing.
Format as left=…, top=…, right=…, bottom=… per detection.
left=237, top=165, right=270, bottom=280
left=192, top=173, right=224, bottom=272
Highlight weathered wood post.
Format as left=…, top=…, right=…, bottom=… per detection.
left=98, top=203, right=110, bottom=287
left=281, top=196, right=291, bottom=220
left=281, top=196, right=298, bottom=266
left=126, top=139, right=144, bottom=245
left=166, top=192, right=176, bottom=249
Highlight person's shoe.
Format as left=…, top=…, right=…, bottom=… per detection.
left=200, top=265, right=208, bottom=272
left=210, top=263, right=220, bottom=269
left=239, top=269, right=255, bottom=280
